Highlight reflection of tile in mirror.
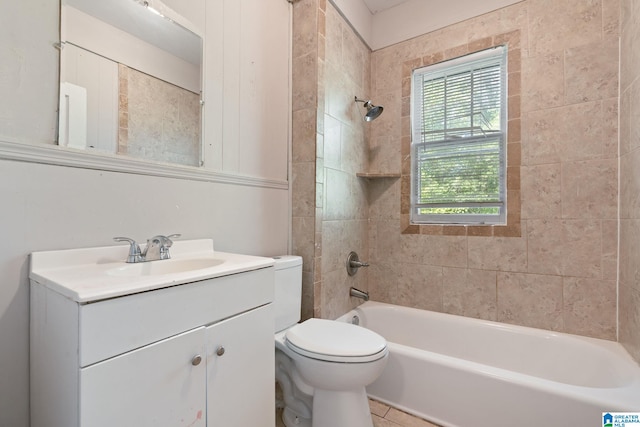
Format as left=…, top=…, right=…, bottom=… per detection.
left=119, top=66, right=201, bottom=167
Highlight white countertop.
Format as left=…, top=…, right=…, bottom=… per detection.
left=29, top=239, right=275, bottom=303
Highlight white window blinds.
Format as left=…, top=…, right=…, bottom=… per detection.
left=411, top=46, right=507, bottom=225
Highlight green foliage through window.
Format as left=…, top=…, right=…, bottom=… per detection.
left=411, top=46, right=507, bottom=225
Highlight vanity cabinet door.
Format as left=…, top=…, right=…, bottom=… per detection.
left=80, top=327, right=207, bottom=427
left=206, top=304, right=275, bottom=427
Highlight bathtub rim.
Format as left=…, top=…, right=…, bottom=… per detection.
left=337, top=301, right=640, bottom=410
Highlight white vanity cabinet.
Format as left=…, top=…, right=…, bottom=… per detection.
left=30, top=253, right=275, bottom=427
left=80, top=326, right=207, bottom=426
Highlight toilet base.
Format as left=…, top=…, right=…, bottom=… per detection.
left=283, top=407, right=311, bottom=427
left=311, top=388, right=373, bottom=427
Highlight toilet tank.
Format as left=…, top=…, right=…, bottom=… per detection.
left=273, top=255, right=302, bottom=333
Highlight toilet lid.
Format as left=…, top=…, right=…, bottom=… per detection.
left=285, top=318, right=387, bottom=363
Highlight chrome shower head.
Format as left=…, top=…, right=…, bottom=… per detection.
left=355, top=96, right=384, bottom=121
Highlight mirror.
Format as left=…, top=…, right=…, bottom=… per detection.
left=59, top=0, right=203, bottom=167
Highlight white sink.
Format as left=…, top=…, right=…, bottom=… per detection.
left=107, top=258, right=226, bottom=277
left=29, top=239, right=275, bottom=303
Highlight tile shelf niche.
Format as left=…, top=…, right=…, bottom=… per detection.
left=356, top=172, right=401, bottom=179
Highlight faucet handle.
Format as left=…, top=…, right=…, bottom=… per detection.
left=165, top=234, right=181, bottom=245
left=113, top=237, right=142, bottom=263
left=146, top=234, right=180, bottom=260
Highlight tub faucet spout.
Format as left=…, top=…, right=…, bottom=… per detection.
left=350, top=287, right=369, bottom=301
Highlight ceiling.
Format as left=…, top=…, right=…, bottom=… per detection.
left=362, top=0, right=410, bottom=14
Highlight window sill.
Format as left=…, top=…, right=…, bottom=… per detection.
left=401, top=215, right=522, bottom=238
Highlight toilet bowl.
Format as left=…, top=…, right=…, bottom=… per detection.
left=273, top=256, right=388, bottom=427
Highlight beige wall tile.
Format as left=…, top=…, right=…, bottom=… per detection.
left=466, top=4, right=528, bottom=45
left=443, top=268, right=498, bottom=321
left=341, top=123, right=368, bottom=174
left=603, top=0, right=620, bottom=36
left=630, top=81, right=640, bottom=152
left=521, top=52, right=564, bottom=113
left=467, top=232, right=528, bottom=272
left=526, top=219, right=563, bottom=275
left=323, top=114, right=342, bottom=169
left=619, top=219, right=640, bottom=289
left=368, top=178, right=401, bottom=220
left=497, top=272, right=563, bottom=331
left=602, top=220, right=618, bottom=281
left=292, top=109, right=318, bottom=163
left=528, top=0, right=602, bottom=56
left=565, top=37, right=620, bottom=104
left=602, top=98, right=619, bottom=158
left=527, top=219, right=603, bottom=278
left=563, top=219, right=603, bottom=278
left=396, top=264, right=444, bottom=311
left=619, top=88, right=631, bottom=156
left=369, top=135, right=401, bottom=173
left=619, top=283, right=640, bottom=362
left=619, top=149, right=640, bottom=219
left=369, top=91, right=402, bottom=141
left=620, top=0, right=640, bottom=92
left=421, top=236, right=468, bottom=268
left=563, top=277, right=616, bottom=339
left=368, top=262, right=399, bottom=304
left=323, top=3, right=342, bottom=67
left=561, top=159, right=618, bottom=219
left=521, top=163, right=562, bottom=219
left=292, top=53, right=318, bottom=112
left=292, top=162, right=316, bottom=217
left=293, top=217, right=316, bottom=274
left=292, top=0, right=318, bottom=59
left=523, top=101, right=608, bottom=165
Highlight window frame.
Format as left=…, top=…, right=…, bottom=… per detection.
left=410, top=45, right=508, bottom=226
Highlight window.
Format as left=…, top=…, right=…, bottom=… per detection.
left=411, top=46, right=507, bottom=225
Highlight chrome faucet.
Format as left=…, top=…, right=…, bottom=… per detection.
left=113, top=234, right=181, bottom=263
left=350, top=287, right=370, bottom=301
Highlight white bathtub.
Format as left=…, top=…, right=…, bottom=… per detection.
left=337, top=301, right=640, bottom=427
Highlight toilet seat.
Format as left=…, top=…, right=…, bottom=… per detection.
left=285, top=318, right=387, bottom=363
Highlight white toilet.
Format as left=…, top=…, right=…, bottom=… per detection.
left=273, top=256, right=388, bottom=427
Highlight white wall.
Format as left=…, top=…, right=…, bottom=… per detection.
left=0, top=0, right=290, bottom=426
left=204, top=0, right=290, bottom=180
left=370, top=0, right=524, bottom=50
left=331, top=0, right=524, bottom=51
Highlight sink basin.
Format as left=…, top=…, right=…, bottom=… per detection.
left=30, top=239, right=275, bottom=303
left=107, top=258, right=225, bottom=277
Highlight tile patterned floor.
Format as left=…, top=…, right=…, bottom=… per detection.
left=369, top=399, right=441, bottom=427
left=276, top=399, right=441, bottom=427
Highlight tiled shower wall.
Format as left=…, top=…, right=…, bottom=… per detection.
left=292, top=0, right=372, bottom=320
left=619, top=0, right=640, bottom=363
left=293, top=0, right=627, bottom=345
left=368, top=0, right=620, bottom=340
left=320, top=3, right=372, bottom=320
left=291, top=0, right=321, bottom=320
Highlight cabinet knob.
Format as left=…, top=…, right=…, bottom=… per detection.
left=191, top=354, right=202, bottom=366
left=216, top=346, right=225, bottom=356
